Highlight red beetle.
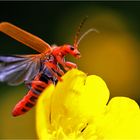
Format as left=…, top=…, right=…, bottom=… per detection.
left=0, top=17, right=96, bottom=116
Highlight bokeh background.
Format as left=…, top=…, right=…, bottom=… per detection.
left=0, top=1, right=140, bottom=139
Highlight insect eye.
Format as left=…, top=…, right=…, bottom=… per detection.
left=70, top=46, right=74, bottom=51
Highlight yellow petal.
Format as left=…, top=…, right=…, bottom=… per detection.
left=50, top=69, right=88, bottom=135
left=78, top=75, right=110, bottom=117
left=96, top=97, right=140, bottom=139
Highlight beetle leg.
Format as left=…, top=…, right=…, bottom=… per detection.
left=44, top=61, right=63, bottom=81
left=65, top=61, right=77, bottom=69
left=50, top=68, right=63, bottom=81
left=55, top=55, right=69, bottom=71
left=56, top=65, right=64, bottom=76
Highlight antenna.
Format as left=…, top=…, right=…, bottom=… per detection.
left=77, top=28, right=99, bottom=45
left=74, top=16, right=88, bottom=48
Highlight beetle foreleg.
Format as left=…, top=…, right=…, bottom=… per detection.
left=65, top=61, right=77, bottom=69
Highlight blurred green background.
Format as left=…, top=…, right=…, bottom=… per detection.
left=0, top=1, right=140, bottom=139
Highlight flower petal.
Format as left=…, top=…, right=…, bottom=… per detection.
left=36, top=84, right=55, bottom=140
left=78, top=75, right=110, bottom=117
left=97, top=97, right=140, bottom=139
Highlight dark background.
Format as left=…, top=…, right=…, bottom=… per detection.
left=0, top=1, right=140, bottom=139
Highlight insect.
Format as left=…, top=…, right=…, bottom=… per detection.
left=0, top=17, right=97, bottom=117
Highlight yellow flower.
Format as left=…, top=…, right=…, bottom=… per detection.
left=36, top=69, right=140, bottom=140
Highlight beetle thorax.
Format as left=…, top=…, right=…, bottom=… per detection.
left=52, top=45, right=68, bottom=58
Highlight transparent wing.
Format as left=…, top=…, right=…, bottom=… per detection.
left=0, top=55, right=41, bottom=86
left=0, top=22, right=52, bottom=53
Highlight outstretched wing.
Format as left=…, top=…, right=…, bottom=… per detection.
left=0, top=22, right=52, bottom=53
left=0, top=55, right=41, bottom=86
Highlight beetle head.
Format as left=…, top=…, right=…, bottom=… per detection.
left=62, top=44, right=81, bottom=59
left=62, top=17, right=99, bottom=59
